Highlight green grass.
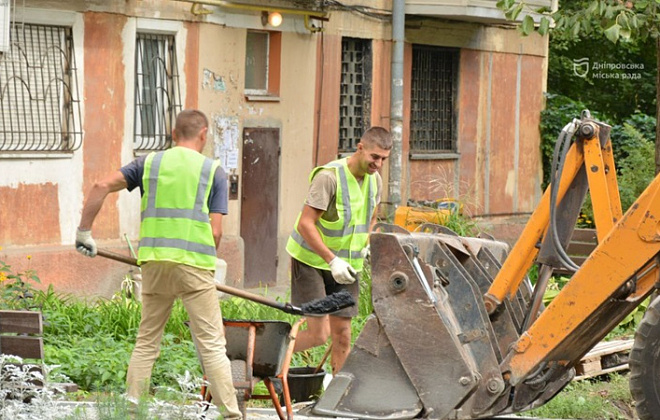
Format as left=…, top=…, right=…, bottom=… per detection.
left=0, top=210, right=642, bottom=418
left=527, top=373, right=635, bottom=419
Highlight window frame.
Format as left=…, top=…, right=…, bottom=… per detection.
left=244, top=29, right=281, bottom=101
left=409, top=44, right=460, bottom=157
left=0, top=19, right=82, bottom=156
left=133, top=31, right=182, bottom=153
left=338, top=37, right=372, bottom=154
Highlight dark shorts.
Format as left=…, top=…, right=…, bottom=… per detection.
left=290, top=257, right=359, bottom=318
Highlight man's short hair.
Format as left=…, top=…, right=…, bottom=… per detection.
left=360, top=126, right=393, bottom=150
left=174, top=109, right=209, bottom=140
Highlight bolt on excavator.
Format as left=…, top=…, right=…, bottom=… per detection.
left=310, top=112, right=660, bottom=419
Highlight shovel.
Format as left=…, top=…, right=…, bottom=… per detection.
left=95, top=249, right=355, bottom=316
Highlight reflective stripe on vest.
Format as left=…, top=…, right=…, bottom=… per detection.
left=141, top=152, right=214, bottom=223
left=138, top=148, right=219, bottom=270
left=286, top=158, right=377, bottom=271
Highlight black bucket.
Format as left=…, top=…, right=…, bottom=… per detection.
left=286, top=366, right=326, bottom=403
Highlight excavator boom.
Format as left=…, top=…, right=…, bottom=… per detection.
left=312, top=114, right=660, bottom=418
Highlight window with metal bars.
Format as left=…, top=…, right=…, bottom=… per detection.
left=411, top=45, right=458, bottom=153
left=339, top=37, right=371, bottom=153
left=0, top=23, right=82, bottom=153
left=134, top=33, right=181, bottom=152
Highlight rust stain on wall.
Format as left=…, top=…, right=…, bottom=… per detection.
left=314, top=34, right=342, bottom=166
left=409, top=160, right=456, bottom=201
left=83, top=12, right=126, bottom=240
left=371, top=40, right=393, bottom=201
left=489, top=52, right=517, bottom=214
left=371, top=40, right=392, bottom=129
left=184, top=21, right=200, bottom=109
left=457, top=49, right=483, bottom=216
left=0, top=183, right=60, bottom=245
left=517, top=55, right=544, bottom=212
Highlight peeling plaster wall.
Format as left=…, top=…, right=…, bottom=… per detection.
left=0, top=9, right=85, bottom=248
left=0, top=0, right=549, bottom=297
left=196, top=22, right=317, bottom=284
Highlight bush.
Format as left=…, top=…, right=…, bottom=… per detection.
left=540, top=93, right=656, bottom=189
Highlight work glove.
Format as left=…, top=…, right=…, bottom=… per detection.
left=75, top=228, right=97, bottom=257
left=329, top=256, right=357, bottom=284
left=361, top=245, right=371, bottom=262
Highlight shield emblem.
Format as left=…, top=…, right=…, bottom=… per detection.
left=573, top=57, right=589, bottom=78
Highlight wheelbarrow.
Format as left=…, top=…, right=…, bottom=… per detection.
left=189, top=317, right=306, bottom=420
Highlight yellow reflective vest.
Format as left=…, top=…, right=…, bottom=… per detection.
left=138, top=147, right=219, bottom=270
left=286, top=158, right=377, bottom=272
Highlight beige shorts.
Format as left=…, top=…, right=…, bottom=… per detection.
left=290, top=257, right=359, bottom=318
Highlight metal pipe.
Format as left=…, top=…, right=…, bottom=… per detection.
left=521, top=264, right=554, bottom=332
left=172, top=0, right=327, bottom=19
left=388, top=0, right=405, bottom=219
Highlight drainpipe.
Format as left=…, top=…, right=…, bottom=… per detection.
left=388, top=0, right=405, bottom=219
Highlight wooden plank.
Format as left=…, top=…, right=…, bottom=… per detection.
left=566, top=241, right=598, bottom=255
left=574, top=339, right=633, bottom=380
left=0, top=336, right=44, bottom=359
left=571, top=228, right=598, bottom=242
left=585, top=339, right=634, bottom=358
left=0, top=310, right=42, bottom=334
left=52, top=382, right=79, bottom=393
left=575, top=364, right=630, bottom=381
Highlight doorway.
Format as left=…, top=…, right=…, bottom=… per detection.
left=240, top=127, right=280, bottom=287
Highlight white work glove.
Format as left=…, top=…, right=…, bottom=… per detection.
left=75, top=228, right=97, bottom=257
left=361, top=245, right=371, bottom=262
left=329, top=256, right=357, bottom=284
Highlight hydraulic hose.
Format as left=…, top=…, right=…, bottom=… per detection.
left=548, top=120, right=581, bottom=272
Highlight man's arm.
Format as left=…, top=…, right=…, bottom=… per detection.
left=297, top=204, right=336, bottom=264
left=210, top=213, right=223, bottom=249
left=78, top=170, right=128, bottom=230
left=75, top=170, right=128, bottom=257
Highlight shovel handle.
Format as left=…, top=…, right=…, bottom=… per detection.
left=97, top=249, right=138, bottom=266
left=95, top=248, right=301, bottom=315
left=314, top=342, right=332, bottom=374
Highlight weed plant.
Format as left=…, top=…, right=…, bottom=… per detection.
left=0, top=354, right=76, bottom=419
left=527, top=373, right=635, bottom=419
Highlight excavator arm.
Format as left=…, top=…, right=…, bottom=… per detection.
left=312, top=114, right=660, bottom=419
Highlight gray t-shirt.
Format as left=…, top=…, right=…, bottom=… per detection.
left=305, top=169, right=382, bottom=222
left=120, top=154, right=229, bottom=215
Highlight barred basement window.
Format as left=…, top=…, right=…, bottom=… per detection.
left=339, top=37, right=371, bottom=153
left=411, top=45, right=458, bottom=153
left=135, top=33, right=181, bottom=152
left=0, top=23, right=82, bottom=153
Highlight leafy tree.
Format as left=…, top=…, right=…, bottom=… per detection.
left=548, top=33, right=655, bottom=120
left=497, top=0, right=660, bottom=172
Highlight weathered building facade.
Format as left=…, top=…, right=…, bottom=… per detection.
left=0, top=0, right=551, bottom=297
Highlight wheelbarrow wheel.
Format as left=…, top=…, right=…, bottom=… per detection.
left=231, top=359, right=248, bottom=419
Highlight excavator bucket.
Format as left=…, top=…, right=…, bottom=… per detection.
left=312, top=225, right=574, bottom=419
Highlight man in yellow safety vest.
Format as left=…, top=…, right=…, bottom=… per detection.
left=75, top=109, right=241, bottom=419
left=286, top=127, right=393, bottom=374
